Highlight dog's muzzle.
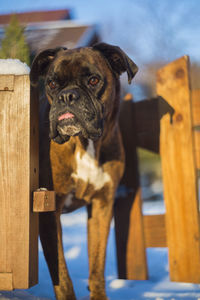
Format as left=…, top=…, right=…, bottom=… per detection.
left=49, top=89, right=104, bottom=144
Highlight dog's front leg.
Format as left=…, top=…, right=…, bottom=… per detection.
left=39, top=211, right=76, bottom=300
left=87, top=197, right=113, bottom=300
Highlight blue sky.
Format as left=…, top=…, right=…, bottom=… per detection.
left=1, top=0, right=200, bottom=66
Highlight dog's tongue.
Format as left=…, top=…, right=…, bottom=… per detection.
left=58, top=112, right=74, bottom=121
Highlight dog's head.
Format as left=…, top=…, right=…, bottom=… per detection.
left=30, top=43, right=138, bottom=144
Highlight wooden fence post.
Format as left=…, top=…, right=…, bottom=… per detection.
left=192, top=89, right=200, bottom=171
left=0, top=74, right=39, bottom=290
left=157, top=56, right=200, bottom=283
left=115, top=95, right=148, bottom=280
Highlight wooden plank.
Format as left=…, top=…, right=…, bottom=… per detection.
left=121, top=94, right=175, bottom=153
left=29, top=85, right=39, bottom=287
left=114, top=190, right=148, bottom=280
left=0, top=75, right=14, bottom=91
left=0, top=273, right=13, bottom=291
left=0, top=88, right=13, bottom=276
left=157, top=56, right=200, bottom=283
left=33, top=190, right=56, bottom=212
left=115, top=99, right=148, bottom=280
left=192, top=89, right=200, bottom=169
left=192, top=89, right=200, bottom=127
left=133, top=98, right=160, bottom=153
left=144, top=212, right=200, bottom=248
left=144, top=214, right=167, bottom=247
left=126, top=188, right=148, bottom=279
left=11, top=75, right=38, bottom=289
left=0, top=75, right=39, bottom=289
left=194, top=131, right=200, bottom=170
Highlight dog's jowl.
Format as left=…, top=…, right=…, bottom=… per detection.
left=30, top=43, right=138, bottom=300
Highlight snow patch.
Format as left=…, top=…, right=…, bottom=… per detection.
left=151, top=179, right=163, bottom=194
left=61, top=210, right=87, bottom=227
left=144, top=292, right=200, bottom=298
left=109, top=279, right=126, bottom=289
left=143, top=199, right=165, bottom=215
left=65, top=246, right=81, bottom=259
left=62, top=234, right=86, bottom=245
left=0, top=59, right=30, bottom=75
left=64, top=193, right=74, bottom=207
left=0, top=290, right=49, bottom=299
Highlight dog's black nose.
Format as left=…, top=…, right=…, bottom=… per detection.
left=59, top=89, right=80, bottom=104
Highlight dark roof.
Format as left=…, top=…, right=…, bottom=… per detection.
left=25, top=23, right=99, bottom=54
left=0, top=9, right=71, bottom=25
left=0, top=10, right=100, bottom=56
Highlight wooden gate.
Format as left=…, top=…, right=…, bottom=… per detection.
left=115, top=56, right=200, bottom=283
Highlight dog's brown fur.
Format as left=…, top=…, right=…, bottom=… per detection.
left=30, top=43, right=138, bottom=300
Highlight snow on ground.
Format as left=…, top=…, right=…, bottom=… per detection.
left=1, top=203, right=200, bottom=300
left=0, top=59, right=30, bottom=75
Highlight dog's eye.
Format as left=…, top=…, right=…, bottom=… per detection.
left=48, top=81, right=57, bottom=89
left=88, top=77, right=99, bottom=86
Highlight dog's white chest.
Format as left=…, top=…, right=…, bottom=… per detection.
left=72, top=139, right=111, bottom=190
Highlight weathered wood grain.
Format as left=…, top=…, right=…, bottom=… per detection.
left=0, top=273, right=13, bottom=290
left=33, top=190, right=56, bottom=212
left=0, top=75, right=14, bottom=91
left=192, top=89, right=200, bottom=169
left=126, top=188, right=148, bottom=279
left=143, top=214, right=167, bottom=247
left=157, top=56, right=200, bottom=283
left=0, top=75, right=39, bottom=289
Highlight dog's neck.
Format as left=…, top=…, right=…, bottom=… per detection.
left=77, top=136, right=101, bottom=161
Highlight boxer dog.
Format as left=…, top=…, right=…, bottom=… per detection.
left=30, top=43, right=138, bottom=300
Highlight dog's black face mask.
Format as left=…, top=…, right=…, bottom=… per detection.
left=46, top=51, right=106, bottom=144
left=30, top=43, right=138, bottom=144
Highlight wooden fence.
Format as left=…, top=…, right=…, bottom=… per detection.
left=115, top=56, right=200, bottom=283
left=0, top=74, right=56, bottom=290
left=0, top=55, right=199, bottom=290
left=0, top=75, right=39, bottom=290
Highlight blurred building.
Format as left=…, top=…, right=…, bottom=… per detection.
left=0, top=9, right=100, bottom=57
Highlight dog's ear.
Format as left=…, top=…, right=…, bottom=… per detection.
left=30, top=47, right=67, bottom=86
left=93, top=43, right=138, bottom=84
